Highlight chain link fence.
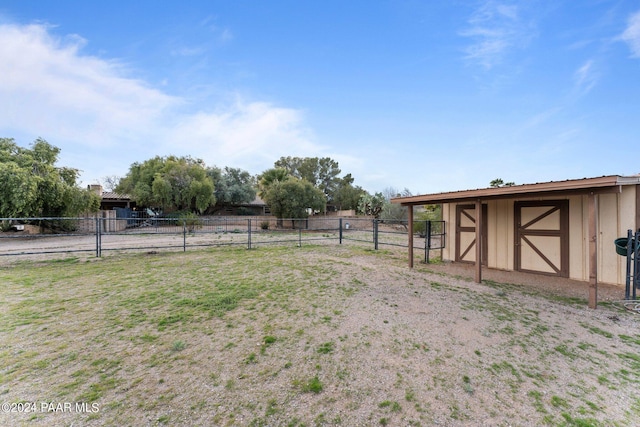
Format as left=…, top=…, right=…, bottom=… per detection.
left=0, top=216, right=445, bottom=263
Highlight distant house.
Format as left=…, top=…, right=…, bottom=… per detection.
left=212, top=196, right=271, bottom=216
left=392, top=175, right=640, bottom=308
left=88, top=185, right=135, bottom=210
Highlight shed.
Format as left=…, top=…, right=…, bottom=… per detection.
left=391, top=175, right=640, bottom=308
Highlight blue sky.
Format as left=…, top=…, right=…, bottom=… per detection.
left=1, top=1, right=639, bottom=195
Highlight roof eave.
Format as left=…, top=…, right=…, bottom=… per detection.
left=392, top=175, right=634, bottom=206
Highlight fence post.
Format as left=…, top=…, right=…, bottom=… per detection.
left=248, top=219, right=252, bottom=249
left=424, top=220, right=432, bottom=264
left=95, top=217, right=100, bottom=257
left=99, top=216, right=103, bottom=257
left=632, top=231, right=640, bottom=300
left=374, top=219, right=379, bottom=250
left=339, top=218, right=343, bottom=244
left=299, top=228, right=302, bottom=247
left=183, top=219, right=187, bottom=252
left=625, top=229, right=632, bottom=299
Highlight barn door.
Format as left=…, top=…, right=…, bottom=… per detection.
left=515, top=201, right=569, bottom=277
left=455, top=204, right=488, bottom=265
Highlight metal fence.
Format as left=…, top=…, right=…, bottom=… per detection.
left=0, top=216, right=445, bottom=262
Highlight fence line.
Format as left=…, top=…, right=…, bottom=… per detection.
left=0, top=216, right=445, bottom=262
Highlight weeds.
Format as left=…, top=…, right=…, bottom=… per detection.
left=317, top=342, right=335, bottom=354
left=171, top=340, right=186, bottom=352
left=0, top=245, right=638, bottom=426
left=301, top=376, right=323, bottom=393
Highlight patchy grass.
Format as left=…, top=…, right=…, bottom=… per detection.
left=0, top=244, right=638, bottom=426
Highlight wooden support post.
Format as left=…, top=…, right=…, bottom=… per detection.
left=408, top=205, right=414, bottom=268
left=588, top=192, right=598, bottom=309
left=475, top=199, right=482, bottom=283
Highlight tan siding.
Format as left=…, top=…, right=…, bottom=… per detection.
left=440, top=187, right=637, bottom=286
left=442, top=203, right=453, bottom=261
left=618, top=186, right=637, bottom=284
left=491, top=199, right=512, bottom=270
left=598, top=193, right=619, bottom=284
left=569, top=195, right=587, bottom=282
left=486, top=200, right=497, bottom=268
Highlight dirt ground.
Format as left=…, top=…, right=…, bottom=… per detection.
left=424, top=260, right=627, bottom=304
left=1, top=244, right=639, bottom=426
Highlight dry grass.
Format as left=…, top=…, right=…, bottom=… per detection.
left=1, top=244, right=639, bottom=426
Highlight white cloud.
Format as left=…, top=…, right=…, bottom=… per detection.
left=460, top=1, right=533, bottom=70
left=0, top=22, right=322, bottom=181
left=573, top=59, right=598, bottom=95
left=620, top=10, right=640, bottom=57
left=0, top=23, right=179, bottom=147
left=170, top=99, right=321, bottom=171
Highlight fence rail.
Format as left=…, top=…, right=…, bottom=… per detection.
left=0, top=216, right=445, bottom=262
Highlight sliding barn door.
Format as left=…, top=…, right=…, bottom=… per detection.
left=515, top=200, right=569, bottom=277
left=455, top=204, right=488, bottom=265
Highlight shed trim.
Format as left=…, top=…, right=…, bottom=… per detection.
left=391, top=175, right=636, bottom=206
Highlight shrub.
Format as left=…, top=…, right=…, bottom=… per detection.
left=180, top=212, right=202, bottom=232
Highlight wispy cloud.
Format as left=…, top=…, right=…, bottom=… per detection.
left=619, top=10, right=640, bottom=57
left=573, top=59, right=598, bottom=95
left=460, top=1, right=533, bottom=70
left=0, top=23, right=178, bottom=146
left=169, top=99, right=320, bottom=171
left=0, top=22, right=320, bottom=180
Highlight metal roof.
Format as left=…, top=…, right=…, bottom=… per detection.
left=101, top=191, right=132, bottom=200
left=392, top=175, right=640, bottom=206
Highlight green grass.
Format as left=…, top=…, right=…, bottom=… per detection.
left=317, top=342, right=335, bottom=354
left=378, top=400, right=402, bottom=412
left=0, top=244, right=638, bottom=426
left=301, top=376, right=323, bottom=393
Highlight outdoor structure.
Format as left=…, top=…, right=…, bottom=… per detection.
left=212, top=196, right=270, bottom=216
left=392, top=175, right=640, bottom=308
left=88, top=185, right=135, bottom=210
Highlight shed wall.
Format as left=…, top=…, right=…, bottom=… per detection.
left=439, top=186, right=637, bottom=286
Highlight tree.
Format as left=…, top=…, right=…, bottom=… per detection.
left=332, top=174, right=367, bottom=211
left=117, top=156, right=215, bottom=213
left=357, top=192, right=386, bottom=218
left=100, top=175, right=121, bottom=192
left=0, top=137, right=100, bottom=219
left=207, top=166, right=256, bottom=211
left=490, top=178, right=515, bottom=188
left=380, top=187, right=412, bottom=221
left=262, top=177, right=326, bottom=224
left=257, top=168, right=290, bottom=199
left=274, top=156, right=341, bottom=201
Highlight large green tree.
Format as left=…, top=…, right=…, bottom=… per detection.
left=207, top=166, right=256, bottom=210
left=274, top=156, right=341, bottom=201
left=117, top=156, right=215, bottom=213
left=257, top=167, right=290, bottom=199
left=262, top=175, right=326, bottom=222
left=332, top=173, right=367, bottom=211
left=0, top=138, right=100, bottom=218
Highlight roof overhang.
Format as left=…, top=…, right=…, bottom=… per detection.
left=101, top=191, right=132, bottom=201
left=392, top=175, right=640, bottom=206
